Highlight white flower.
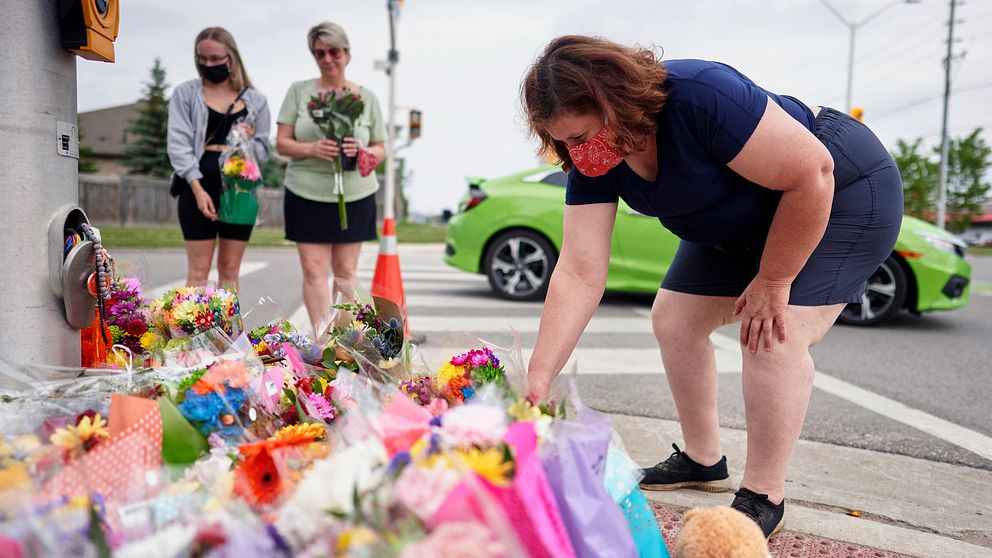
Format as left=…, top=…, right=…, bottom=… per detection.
left=275, top=438, right=388, bottom=547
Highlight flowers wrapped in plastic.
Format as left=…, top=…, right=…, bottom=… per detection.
left=143, top=287, right=243, bottom=366
left=219, top=122, right=263, bottom=226
left=321, top=295, right=409, bottom=383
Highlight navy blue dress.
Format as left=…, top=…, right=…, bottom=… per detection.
left=565, top=59, right=903, bottom=305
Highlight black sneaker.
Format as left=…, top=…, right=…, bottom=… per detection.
left=639, top=443, right=733, bottom=492
left=730, top=487, right=785, bottom=539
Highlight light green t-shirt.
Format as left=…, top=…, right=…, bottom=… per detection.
left=277, top=80, right=387, bottom=203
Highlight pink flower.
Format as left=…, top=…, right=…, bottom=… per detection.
left=426, top=398, right=449, bottom=418
left=467, top=350, right=490, bottom=368
left=399, top=521, right=506, bottom=558
left=307, top=393, right=337, bottom=421
left=439, top=404, right=506, bottom=448
left=395, top=463, right=462, bottom=523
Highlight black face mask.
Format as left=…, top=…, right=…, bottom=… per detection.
left=198, top=63, right=230, bottom=84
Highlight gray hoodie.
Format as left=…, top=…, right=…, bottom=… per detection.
left=167, top=79, right=271, bottom=183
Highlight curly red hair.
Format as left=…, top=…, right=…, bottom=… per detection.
left=521, top=35, right=669, bottom=171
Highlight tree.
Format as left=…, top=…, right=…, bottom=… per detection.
left=944, top=130, right=992, bottom=232
left=77, top=126, right=98, bottom=173
left=891, top=128, right=991, bottom=233
left=123, top=58, right=171, bottom=178
left=261, top=144, right=286, bottom=189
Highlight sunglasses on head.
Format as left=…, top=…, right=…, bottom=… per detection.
left=312, top=46, right=346, bottom=60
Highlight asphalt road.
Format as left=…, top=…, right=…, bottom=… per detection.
left=118, top=245, right=992, bottom=471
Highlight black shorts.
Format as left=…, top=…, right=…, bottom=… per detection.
left=177, top=151, right=254, bottom=241
left=284, top=188, right=378, bottom=244
left=661, top=107, right=904, bottom=306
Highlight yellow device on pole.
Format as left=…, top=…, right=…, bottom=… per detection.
left=59, top=0, right=120, bottom=63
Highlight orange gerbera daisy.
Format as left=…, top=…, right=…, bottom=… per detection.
left=234, top=441, right=281, bottom=507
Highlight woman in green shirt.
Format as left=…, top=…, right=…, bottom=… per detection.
left=276, top=22, right=387, bottom=333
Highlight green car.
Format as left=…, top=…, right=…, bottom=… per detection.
left=444, top=165, right=972, bottom=326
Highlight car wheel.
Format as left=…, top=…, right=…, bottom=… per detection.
left=837, top=255, right=908, bottom=326
left=484, top=230, right=557, bottom=301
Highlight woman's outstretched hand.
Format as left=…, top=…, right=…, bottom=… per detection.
left=734, top=277, right=791, bottom=354
left=527, top=370, right=552, bottom=403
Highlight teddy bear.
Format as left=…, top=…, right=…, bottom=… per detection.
left=673, top=506, right=771, bottom=558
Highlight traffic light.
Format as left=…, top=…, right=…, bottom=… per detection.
left=849, top=106, right=864, bottom=122
left=409, top=109, right=422, bottom=140
left=59, top=0, right=120, bottom=63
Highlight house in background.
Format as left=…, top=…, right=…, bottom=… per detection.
left=78, top=102, right=143, bottom=174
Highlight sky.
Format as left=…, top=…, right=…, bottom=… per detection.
left=77, top=0, right=992, bottom=216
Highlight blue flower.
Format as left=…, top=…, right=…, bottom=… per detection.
left=461, top=386, right=476, bottom=401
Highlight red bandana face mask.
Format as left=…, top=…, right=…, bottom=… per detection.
left=567, top=126, right=622, bottom=177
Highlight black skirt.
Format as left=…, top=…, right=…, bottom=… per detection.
left=284, top=188, right=378, bottom=244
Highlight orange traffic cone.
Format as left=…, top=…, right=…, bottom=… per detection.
left=371, top=217, right=408, bottom=332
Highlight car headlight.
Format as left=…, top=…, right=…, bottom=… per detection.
left=913, top=230, right=966, bottom=257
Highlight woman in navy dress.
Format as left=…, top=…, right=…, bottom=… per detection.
left=522, top=35, right=902, bottom=538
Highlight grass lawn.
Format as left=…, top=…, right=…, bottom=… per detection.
left=99, top=223, right=447, bottom=248
left=968, top=246, right=992, bottom=257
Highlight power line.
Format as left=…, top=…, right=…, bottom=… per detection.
left=872, top=82, right=992, bottom=120
left=855, top=20, right=945, bottom=66
left=852, top=42, right=948, bottom=95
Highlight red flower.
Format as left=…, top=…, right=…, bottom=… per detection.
left=295, top=376, right=314, bottom=396
left=234, top=442, right=282, bottom=507
left=124, top=318, right=146, bottom=337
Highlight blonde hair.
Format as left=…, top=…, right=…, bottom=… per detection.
left=194, top=27, right=254, bottom=91
left=307, top=21, right=350, bottom=52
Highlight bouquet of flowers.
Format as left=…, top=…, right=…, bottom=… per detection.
left=307, top=89, right=365, bottom=229
left=144, top=286, right=242, bottom=355
left=322, top=299, right=406, bottom=380
left=247, top=319, right=313, bottom=361
left=219, top=124, right=263, bottom=225
left=105, top=277, right=148, bottom=359
left=400, top=347, right=508, bottom=408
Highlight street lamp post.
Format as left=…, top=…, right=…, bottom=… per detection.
left=818, top=0, right=920, bottom=113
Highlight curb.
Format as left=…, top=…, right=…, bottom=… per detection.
left=611, top=413, right=992, bottom=557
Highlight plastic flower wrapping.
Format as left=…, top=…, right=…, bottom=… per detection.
left=218, top=123, right=264, bottom=226
left=0, top=286, right=669, bottom=557
left=143, top=286, right=243, bottom=366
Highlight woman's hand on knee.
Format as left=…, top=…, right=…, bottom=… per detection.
left=734, top=277, right=791, bottom=354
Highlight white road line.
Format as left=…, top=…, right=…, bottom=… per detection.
left=417, top=345, right=742, bottom=376
left=706, top=327, right=992, bottom=462
left=408, top=316, right=654, bottom=334
left=146, top=261, right=270, bottom=301
left=812, top=373, right=992, bottom=461
left=404, top=295, right=545, bottom=309
left=355, top=271, right=486, bottom=282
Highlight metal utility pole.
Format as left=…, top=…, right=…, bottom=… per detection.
left=0, top=1, right=81, bottom=367
left=819, top=0, right=920, bottom=113
left=936, top=0, right=958, bottom=230
left=383, top=0, right=400, bottom=222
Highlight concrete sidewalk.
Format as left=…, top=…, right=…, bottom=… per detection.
left=612, top=413, right=992, bottom=558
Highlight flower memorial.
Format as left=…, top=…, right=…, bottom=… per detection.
left=307, top=88, right=365, bottom=229
left=0, top=287, right=671, bottom=557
